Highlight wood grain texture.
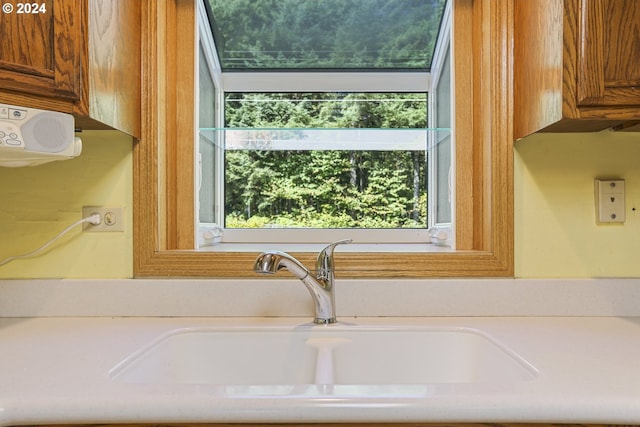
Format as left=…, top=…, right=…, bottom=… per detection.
left=85, top=0, right=142, bottom=138
left=485, top=0, right=514, bottom=271
left=173, top=0, right=197, bottom=250
left=596, top=0, right=640, bottom=103
left=0, top=0, right=54, bottom=72
left=602, top=0, right=640, bottom=103
left=572, top=0, right=640, bottom=106
left=0, top=0, right=82, bottom=100
left=0, top=0, right=141, bottom=136
left=513, top=0, right=564, bottom=138
left=134, top=0, right=515, bottom=278
left=156, top=0, right=197, bottom=250
left=452, top=0, right=475, bottom=250
left=565, top=0, right=640, bottom=110
left=575, top=0, right=605, bottom=105
left=133, top=0, right=162, bottom=276
left=514, top=0, right=640, bottom=137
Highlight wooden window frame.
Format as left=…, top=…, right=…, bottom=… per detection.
left=133, top=0, right=515, bottom=278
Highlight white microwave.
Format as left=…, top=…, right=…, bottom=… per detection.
left=0, top=103, right=82, bottom=167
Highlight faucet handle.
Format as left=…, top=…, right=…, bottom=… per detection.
left=316, top=239, right=352, bottom=280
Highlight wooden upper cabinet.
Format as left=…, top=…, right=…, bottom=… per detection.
left=0, top=0, right=141, bottom=138
left=514, top=0, right=640, bottom=138
left=574, top=0, right=640, bottom=107
left=0, top=0, right=82, bottom=101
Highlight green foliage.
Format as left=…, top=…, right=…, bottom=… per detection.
left=208, top=0, right=447, bottom=70
left=223, top=93, right=429, bottom=229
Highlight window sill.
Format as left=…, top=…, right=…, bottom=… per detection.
left=196, top=242, right=453, bottom=253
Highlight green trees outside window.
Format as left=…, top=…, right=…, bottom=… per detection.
left=223, top=93, right=430, bottom=229
left=208, top=0, right=446, bottom=70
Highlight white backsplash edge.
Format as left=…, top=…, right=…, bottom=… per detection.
left=0, top=278, right=639, bottom=318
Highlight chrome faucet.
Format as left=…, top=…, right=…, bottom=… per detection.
left=254, top=239, right=352, bottom=324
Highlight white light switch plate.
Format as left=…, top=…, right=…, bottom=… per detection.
left=595, top=179, right=625, bottom=224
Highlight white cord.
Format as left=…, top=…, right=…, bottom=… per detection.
left=0, top=214, right=102, bottom=267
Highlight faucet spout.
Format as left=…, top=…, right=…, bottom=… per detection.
left=316, top=239, right=352, bottom=281
left=254, top=240, right=351, bottom=324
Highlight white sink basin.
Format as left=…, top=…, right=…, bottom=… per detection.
left=110, top=325, right=536, bottom=395
left=110, top=325, right=536, bottom=393
left=112, top=329, right=318, bottom=385
left=329, top=330, right=535, bottom=384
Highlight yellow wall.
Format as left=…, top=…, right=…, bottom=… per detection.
left=1, top=128, right=639, bottom=279
left=0, top=131, right=133, bottom=278
left=515, top=131, right=640, bottom=278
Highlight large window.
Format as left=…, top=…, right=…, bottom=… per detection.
left=133, top=0, right=515, bottom=278
left=197, top=0, right=452, bottom=246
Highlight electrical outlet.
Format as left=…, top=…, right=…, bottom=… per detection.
left=82, top=206, right=125, bottom=232
left=595, top=179, right=625, bottom=224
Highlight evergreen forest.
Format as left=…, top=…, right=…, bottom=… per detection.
left=224, top=93, right=431, bottom=229
left=208, top=0, right=446, bottom=70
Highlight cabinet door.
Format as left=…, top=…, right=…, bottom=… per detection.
left=0, top=0, right=84, bottom=101
left=576, top=0, right=640, bottom=106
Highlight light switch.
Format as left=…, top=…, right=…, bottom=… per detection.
left=595, top=179, right=625, bottom=224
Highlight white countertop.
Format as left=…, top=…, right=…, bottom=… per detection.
left=2, top=315, right=640, bottom=425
